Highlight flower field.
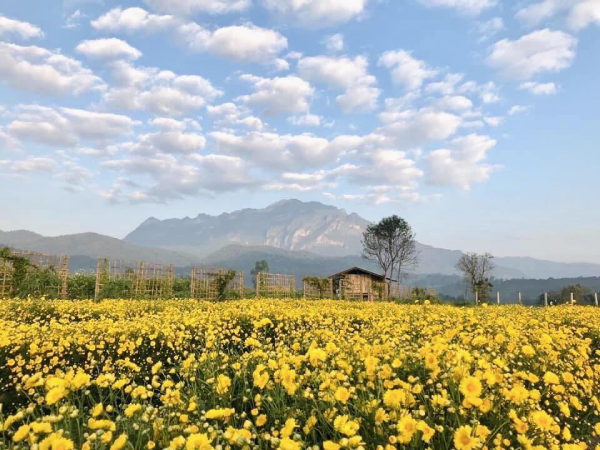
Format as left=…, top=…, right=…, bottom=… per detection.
left=1, top=300, right=599, bottom=450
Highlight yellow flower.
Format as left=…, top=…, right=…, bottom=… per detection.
left=46, top=387, right=67, bottom=405
left=543, top=371, right=560, bottom=385
left=124, top=403, right=142, bottom=418
left=281, top=418, right=296, bottom=439
left=216, top=374, right=231, bottom=395
left=397, top=415, right=417, bottom=444
left=205, top=408, right=235, bottom=420
left=532, top=411, right=554, bottom=431
left=333, top=415, right=360, bottom=437
left=383, top=389, right=406, bottom=409
left=101, top=431, right=113, bottom=444
left=323, top=442, right=340, bottom=450
left=279, top=438, right=301, bottom=450
left=417, top=421, right=435, bottom=442
left=13, top=424, right=30, bottom=442
left=454, top=426, right=480, bottom=450
left=186, top=433, right=213, bottom=450
left=256, top=414, right=267, bottom=427
left=92, top=403, right=103, bottom=417
left=31, top=422, right=53, bottom=434
left=110, top=434, right=128, bottom=450
left=460, top=376, right=482, bottom=399
left=335, top=386, right=350, bottom=404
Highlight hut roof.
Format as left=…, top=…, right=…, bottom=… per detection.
left=328, top=266, right=397, bottom=282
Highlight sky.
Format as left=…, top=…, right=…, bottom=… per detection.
left=0, top=0, right=599, bottom=264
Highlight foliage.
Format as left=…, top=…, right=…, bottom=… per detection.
left=542, top=284, right=595, bottom=305
left=0, top=247, right=62, bottom=298
left=214, top=270, right=236, bottom=302
left=362, top=216, right=418, bottom=295
left=0, top=299, right=599, bottom=450
left=303, top=276, right=331, bottom=299
left=67, top=273, right=96, bottom=299
left=172, top=277, right=191, bottom=299
left=251, top=260, right=269, bottom=288
left=455, top=252, right=495, bottom=303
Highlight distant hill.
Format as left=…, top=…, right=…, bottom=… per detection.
left=0, top=230, right=201, bottom=270
left=124, top=199, right=369, bottom=258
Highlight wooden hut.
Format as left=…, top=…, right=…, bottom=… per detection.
left=329, top=267, right=395, bottom=301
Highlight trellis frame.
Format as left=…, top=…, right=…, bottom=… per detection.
left=190, top=267, right=244, bottom=300
left=0, top=249, right=69, bottom=299
left=303, top=277, right=334, bottom=300
left=389, top=285, right=438, bottom=299
left=256, top=272, right=295, bottom=298
left=94, top=258, right=174, bottom=301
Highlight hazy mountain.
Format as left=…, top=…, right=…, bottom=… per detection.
left=3, top=199, right=600, bottom=279
left=125, top=199, right=369, bottom=258
left=0, top=229, right=201, bottom=269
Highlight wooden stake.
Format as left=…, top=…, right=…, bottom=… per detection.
left=518, top=291, right=522, bottom=305
left=497, top=291, right=500, bottom=305
left=475, top=290, right=478, bottom=305
left=544, top=292, right=548, bottom=307
left=595, top=292, right=598, bottom=307
left=570, top=292, right=574, bottom=305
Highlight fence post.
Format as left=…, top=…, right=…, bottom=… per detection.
left=94, top=258, right=102, bottom=302
left=544, top=292, right=548, bottom=307
left=570, top=292, right=574, bottom=305
left=475, top=290, right=478, bottom=305
left=256, top=272, right=260, bottom=298
left=497, top=291, right=500, bottom=305
left=595, top=292, right=599, bottom=306
left=518, top=291, right=522, bottom=305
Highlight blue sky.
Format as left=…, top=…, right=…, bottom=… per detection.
left=0, top=0, right=599, bottom=263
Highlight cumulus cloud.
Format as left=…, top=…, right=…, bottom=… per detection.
left=322, top=34, right=344, bottom=52
left=0, top=129, right=20, bottom=151
left=509, top=105, right=531, bottom=115
left=379, top=50, right=438, bottom=91
left=297, top=55, right=380, bottom=112
left=207, top=102, right=264, bottom=131
left=102, top=152, right=256, bottom=203
left=567, top=0, right=600, bottom=30
left=486, top=29, right=577, bottom=80
left=142, top=0, right=251, bottom=15
left=288, top=114, right=323, bottom=127
left=103, top=62, right=223, bottom=116
left=425, top=133, right=499, bottom=189
left=0, top=42, right=105, bottom=95
left=238, top=74, right=314, bottom=116
left=476, top=17, right=504, bottom=41
left=92, top=8, right=288, bottom=66
left=417, top=0, right=498, bottom=15
left=8, top=105, right=138, bottom=147
left=76, top=38, right=142, bottom=60
left=519, top=81, right=558, bottom=95
left=0, top=15, right=44, bottom=40
left=91, top=7, right=177, bottom=33
left=262, top=0, right=369, bottom=27
left=513, top=0, right=600, bottom=30
left=10, top=156, right=58, bottom=173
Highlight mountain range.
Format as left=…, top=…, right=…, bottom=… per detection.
left=2, top=199, right=600, bottom=280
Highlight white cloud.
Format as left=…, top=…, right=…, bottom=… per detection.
left=567, top=0, right=600, bottom=30
left=238, top=74, right=314, bottom=116
left=55, top=161, right=94, bottom=189
left=476, top=17, right=504, bottom=41
left=0, top=15, right=44, bottom=40
left=417, top=0, right=498, bottom=15
left=483, top=116, right=503, bottom=127
left=0, top=42, right=105, bottom=95
left=425, top=73, right=465, bottom=96
left=76, top=38, right=142, bottom=60
left=64, top=10, right=85, bottom=29
left=211, top=131, right=339, bottom=171
left=142, top=0, right=251, bottom=15
left=191, top=24, right=288, bottom=64
left=435, top=95, right=474, bottom=112
left=288, top=114, right=322, bottom=127
left=0, top=129, right=20, bottom=151
left=262, top=0, right=368, bottom=27
left=207, top=102, right=264, bottom=131
left=11, top=156, right=58, bottom=173
left=345, top=149, right=423, bottom=187
left=8, top=105, right=138, bottom=147
left=297, top=55, right=380, bottom=112
left=508, top=105, right=531, bottom=115
left=486, top=29, right=577, bottom=80
left=519, top=81, right=558, bottom=95
left=514, top=0, right=600, bottom=31
left=425, top=134, right=499, bottom=189
left=322, top=33, right=344, bottom=52
left=91, top=7, right=177, bottom=33
left=378, top=50, right=438, bottom=91
left=102, top=152, right=256, bottom=203
left=103, top=62, right=223, bottom=116
left=379, top=108, right=463, bottom=148
left=93, top=8, right=288, bottom=66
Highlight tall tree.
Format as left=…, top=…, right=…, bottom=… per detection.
left=362, top=215, right=418, bottom=297
left=251, top=260, right=269, bottom=289
left=455, top=252, right=495, bottom=303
